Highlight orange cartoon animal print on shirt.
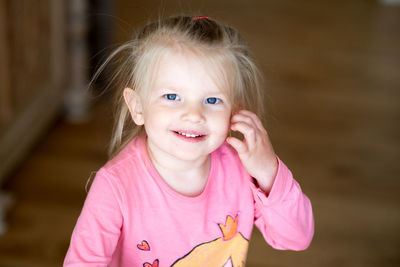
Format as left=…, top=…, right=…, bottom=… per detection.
left=172, top=215, right=249, bottom=267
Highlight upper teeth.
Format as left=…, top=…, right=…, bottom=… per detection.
left=179, top=132, right=201, bottom=138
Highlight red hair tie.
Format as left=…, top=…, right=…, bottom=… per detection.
left=192, top=16, right=211, bottom=20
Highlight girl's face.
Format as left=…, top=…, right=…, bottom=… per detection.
left=139, top=51, right=232, bottom=164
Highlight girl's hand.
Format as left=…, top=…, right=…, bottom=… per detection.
left=226, top=110, right=278, bottom=193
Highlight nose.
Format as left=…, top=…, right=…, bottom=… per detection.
left=181, top=102, right=206, bottom=124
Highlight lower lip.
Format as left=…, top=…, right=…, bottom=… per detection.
left=172, top=131, right=207, bottom=143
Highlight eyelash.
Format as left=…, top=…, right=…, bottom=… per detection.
left=205, top=97, right=220, bottom=104
left=163, top=94, right=222, bottom=105
left=164, top=94, right=180, bottom=101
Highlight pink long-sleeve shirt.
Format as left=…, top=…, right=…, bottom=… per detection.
left=64, top=136, right=314, bottom=266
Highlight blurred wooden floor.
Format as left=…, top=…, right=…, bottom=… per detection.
left=0, top=0, right=399, bottom=266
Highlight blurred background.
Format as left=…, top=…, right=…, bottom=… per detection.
left=0, top=0, right=399, bottom=266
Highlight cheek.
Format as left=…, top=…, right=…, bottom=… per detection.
left=143, top=105, right=167, bottom=123
left=212, top=111, right=232, bottom=134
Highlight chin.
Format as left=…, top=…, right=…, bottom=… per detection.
left=172, top=150, right=210, bottom=162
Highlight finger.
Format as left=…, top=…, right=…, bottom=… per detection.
left=226, top=136, right=248, bottom=155
left=231, top=113, right=258, bottom=131
left=231, top=113, right=255, bottom=125
left=236, top=110, right=265, bottom=132
left=230, top=121, right=257, bottom=148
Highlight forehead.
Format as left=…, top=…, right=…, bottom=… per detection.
left=151, top=47, right=232, bottom=95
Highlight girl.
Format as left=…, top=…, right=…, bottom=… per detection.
left=64, top=16, right=314, bottom=267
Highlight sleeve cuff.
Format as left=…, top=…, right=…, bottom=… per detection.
left=251, top=156, right=292, bottom=206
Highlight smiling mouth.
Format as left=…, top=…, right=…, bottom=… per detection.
left=174, top=131, right=205, bottom=138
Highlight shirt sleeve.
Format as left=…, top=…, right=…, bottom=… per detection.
left=251, top=157, right=314, bottom=251
left=64, top=169, right=124, bottom=266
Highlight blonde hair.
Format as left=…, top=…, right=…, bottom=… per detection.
left=94, top=15, right=265, bottom=158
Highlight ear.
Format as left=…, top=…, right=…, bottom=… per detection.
left=123, top=88, right=144, bottom=125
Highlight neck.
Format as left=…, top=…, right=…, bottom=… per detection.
left=145, top=138, right=211, bottom=196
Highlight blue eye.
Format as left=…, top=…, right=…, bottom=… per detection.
left=205, top=97, right=220, bottom=104
left=164, top=94, right=180, bottom=101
